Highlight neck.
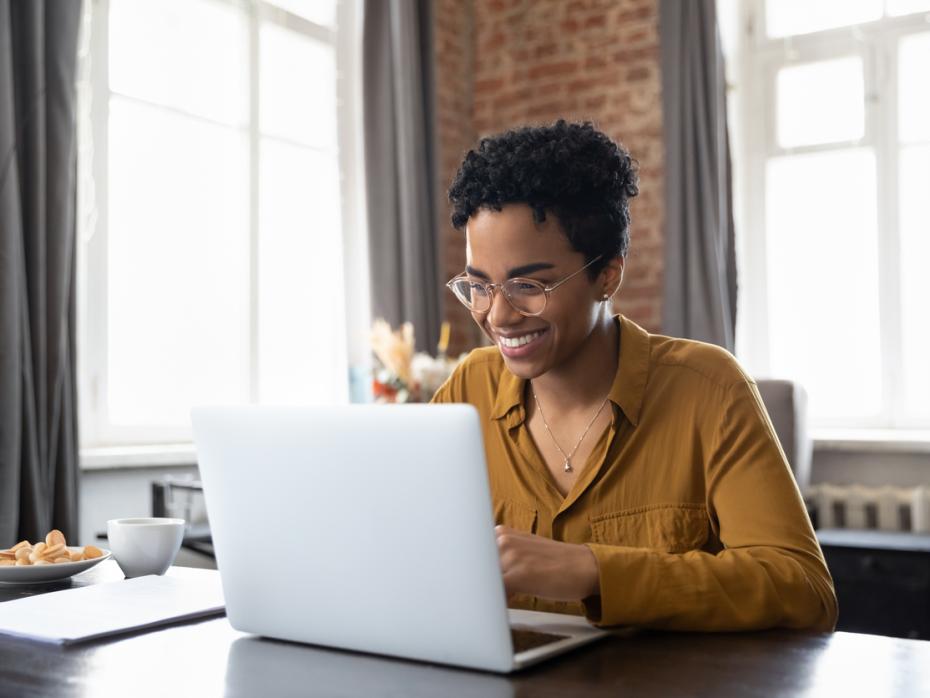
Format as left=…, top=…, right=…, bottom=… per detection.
left=530, top=312, right=619, bottom=413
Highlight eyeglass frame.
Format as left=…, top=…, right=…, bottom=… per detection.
left=445, top=254, right=604, bottom=317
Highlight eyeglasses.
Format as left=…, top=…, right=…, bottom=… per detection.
left=446, top=255, right=602, bottom=317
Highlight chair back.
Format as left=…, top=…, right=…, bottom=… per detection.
left=756, top=379, right=812, bottom=490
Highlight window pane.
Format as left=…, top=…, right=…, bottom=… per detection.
left=887, top=0, right=930, bottom=16
left=776, top=57, right=865, bottom=148
left=899, top=32, right=930, bottom=144
left=899, top=144, right=930, bottom=421
left=109, top=0, right=246, bottom=125
left=259, top=139, right=347, bottom=404
left=260, top=23, right=337, bottom=148
left=108, top=98, right=250, bottom=426
left=717, top=0, right=740, bottom=61
left=266, top=0, right=336, bottom=26
left=765, top=149, right=882, bottom=421
left=766, top=0, right=881, bottom=38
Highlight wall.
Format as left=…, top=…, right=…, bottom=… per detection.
left=79, top=465, right=202, bottom=545
left=433, top=0, right=481, bottom=353
left=80, top=464, right=216, bottom=568
left=812, top=448, right=930, bottom=488
left=433, top=0, right=665, bottom=355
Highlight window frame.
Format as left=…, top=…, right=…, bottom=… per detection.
left=732, top=0, right=930, bottom=431
left=77, top=0, right=370, bottom=450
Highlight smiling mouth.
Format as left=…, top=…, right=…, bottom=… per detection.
left=498, top=330, right=545, bottom=348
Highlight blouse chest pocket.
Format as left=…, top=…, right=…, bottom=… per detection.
left=494, top=499, right=538, bottom=535
left=589, top=504, right=709, bottom=553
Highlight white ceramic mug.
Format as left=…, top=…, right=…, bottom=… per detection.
left=107, top=517, right=186, bottom=578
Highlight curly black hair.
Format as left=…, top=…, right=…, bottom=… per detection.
left=448, top=120, right=639, bottom=278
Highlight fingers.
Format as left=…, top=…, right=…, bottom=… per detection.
left=495, top=524, right=528, bottom=546
left=495, top=526, right=515, bottom=547
left=496, top=527, right=526, bottom=596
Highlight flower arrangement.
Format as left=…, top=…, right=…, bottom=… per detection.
left=370, top=319, right=461, bottom=403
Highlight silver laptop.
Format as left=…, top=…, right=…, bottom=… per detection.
left=191, top=404, right=607, bottom=673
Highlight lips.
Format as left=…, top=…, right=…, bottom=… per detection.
left=496, top=328, right=548, bottom=359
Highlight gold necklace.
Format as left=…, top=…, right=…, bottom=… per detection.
left=531, top=388, right=610, bottom=473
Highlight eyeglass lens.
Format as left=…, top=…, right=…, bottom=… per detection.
left=450, top=278, right=546, bottom=315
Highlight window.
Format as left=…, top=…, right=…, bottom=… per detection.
left=725, top=0, right=930, bottom=431
left=77, top=0, right=369, bottom=449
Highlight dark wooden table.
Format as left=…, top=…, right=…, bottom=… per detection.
left=2, top=562, right=930, bottom=697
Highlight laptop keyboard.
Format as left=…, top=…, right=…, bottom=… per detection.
left=510, top=628, right=570, bottom=653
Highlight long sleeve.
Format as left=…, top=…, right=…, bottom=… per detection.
left=584, top=379, right=838, bottom=632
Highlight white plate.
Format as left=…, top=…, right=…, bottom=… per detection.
left=0, top=547, right=112, bottom=584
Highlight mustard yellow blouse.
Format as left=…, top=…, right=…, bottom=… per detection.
left=431, top=315, right=837, bottom=632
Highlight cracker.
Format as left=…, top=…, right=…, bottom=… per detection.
left=28, top=543, right=47, bottom=563
left=45, top=529, right=66, bottom=547
left=42, top=543, right=65, bottom=559
left=7, top=531, right=108, bottom=569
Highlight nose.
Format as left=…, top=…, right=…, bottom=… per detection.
left=486, top=285, right=523, bottom=327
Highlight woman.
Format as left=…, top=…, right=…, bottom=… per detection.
left=431, top=120, right=837, bottom=632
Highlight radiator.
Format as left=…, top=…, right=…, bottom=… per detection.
left=806, top=484, right=930, bottom=533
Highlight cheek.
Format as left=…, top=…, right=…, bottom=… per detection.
left=546, top=298, right=598, bottom=343
left=472, top=311, right=493, bottom=338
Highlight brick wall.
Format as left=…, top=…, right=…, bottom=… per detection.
left=432, top=0, right=482, bottom=353
left=433, top=0, right=664, bottom=355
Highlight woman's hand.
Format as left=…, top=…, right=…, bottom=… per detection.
left=495, top=525, right=600, bottom=601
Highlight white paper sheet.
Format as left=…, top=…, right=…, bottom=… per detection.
left=0, top=569, right=225, bottom=644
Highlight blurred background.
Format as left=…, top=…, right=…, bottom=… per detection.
left=1, top=0, right=928, bottom=637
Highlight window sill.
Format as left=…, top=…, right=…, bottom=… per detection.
left=80, top=444, right=198, bottom=471
left=79, top=430, right=930, bottom=470
left=813, top=429, right=930, bottom=455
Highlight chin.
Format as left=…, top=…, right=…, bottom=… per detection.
left=500, top=358, right=532, bottom=380
left=499, top=352, right=549, bottom=381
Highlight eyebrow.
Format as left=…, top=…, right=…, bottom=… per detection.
left=465, top=262, right=556, bottom=280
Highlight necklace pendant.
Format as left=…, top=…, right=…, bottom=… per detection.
left=563, top=460, right=572, bottom=472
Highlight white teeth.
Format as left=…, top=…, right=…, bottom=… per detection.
left=500, top=331, right=543, bottom=348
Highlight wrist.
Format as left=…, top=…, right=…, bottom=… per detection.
left=580, top=544, right=600, bottom=598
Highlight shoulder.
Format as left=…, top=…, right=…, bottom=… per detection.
left=647, top=332, right=752, bottom=392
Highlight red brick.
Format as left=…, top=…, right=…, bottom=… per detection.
left=527, top=60, right=579, bottom=81
left=475, top=77, right=505, bottom=93
left=434, top=0, right=666, bottom=347
left=584, top=55, right=608, bottom=71
left=584, top=94, right=608, bottom=110
left=566, top=77, right=603, bottom=95
left=534, top=42, right=560, bottom=59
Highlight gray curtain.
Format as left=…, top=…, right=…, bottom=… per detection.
left=362, top=0, right=441, bottom=353
left=0, top=0, right=81, bottom=545
left=659, top=0, right=737, bottom=351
